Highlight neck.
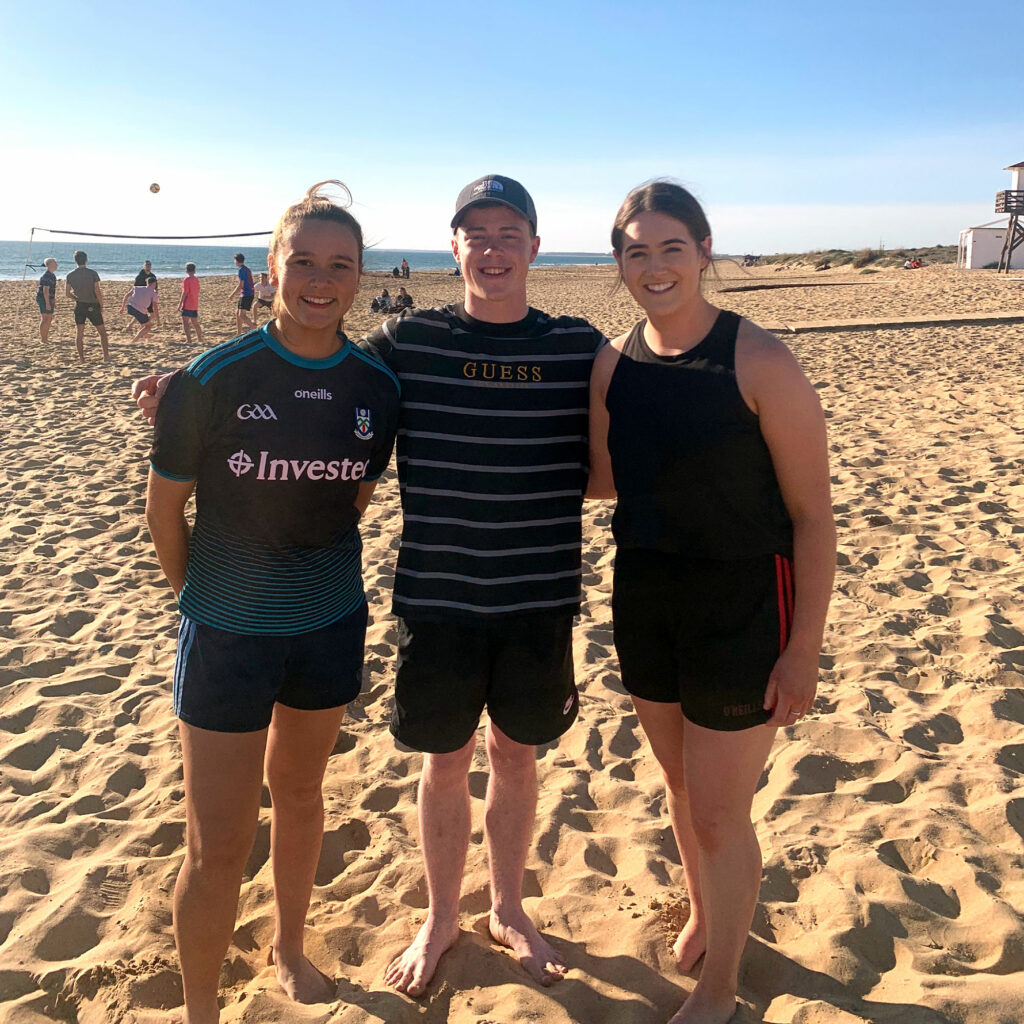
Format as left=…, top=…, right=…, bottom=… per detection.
left=269, top=318, right=342, bottom=359
left=644, top=295, right=719, bottom=355
left=463, top=289, right=529, bottom=324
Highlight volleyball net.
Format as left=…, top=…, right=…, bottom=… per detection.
left=22, top=227, right=272, bottom=278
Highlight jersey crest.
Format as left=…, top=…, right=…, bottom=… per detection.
left=354, top=408, right=374, bottom=440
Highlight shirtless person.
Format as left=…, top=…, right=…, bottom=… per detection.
left=66, top=250, right=110, bottom=362
left=133, top=175, right=605, bottom=997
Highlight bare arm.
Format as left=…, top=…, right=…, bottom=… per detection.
left=585, top=341, right=621, bottom=499
left=94, top=281, right=103, bottom=309
left=737, top=322, right=836, bottom=726
left=121, top=286, right=132, bottom=312
left=354, top=479, right=379, bottom=516
left=145, top=470, right=195, bottom=597
left=65, top=279, right=74, bottom=299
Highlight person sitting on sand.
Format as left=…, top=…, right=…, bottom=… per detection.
left=394, top=286, right=413, bottom=309
left=36, top=257, right=58, bottom=343
left=588, top=180, right=835, bottom=1024
left=65, top=250, right=110, bottom=362
left=144, top=181, right=399, bottom=1023
left=178, top=263, right=204, bottom=346
left=376, top=287, right=392, bottom=312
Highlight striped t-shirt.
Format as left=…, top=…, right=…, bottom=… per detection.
left=362, top=303, right=605, bottom=623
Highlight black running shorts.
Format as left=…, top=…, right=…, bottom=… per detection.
left=74, top=302, right=103, bottom=326
left=611, top=549, right=795, bottom=731
left=173, top=602, right=368, bottom=732
left=390, top=614, right=578, bottom=752
left=237, top=296, right=254, bottom=311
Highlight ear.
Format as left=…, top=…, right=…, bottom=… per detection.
left=267, top=252, right=278, bottom=287
left=528, top=234, right=541, bottom=264
left=450, top=235, right=462, bottom=265
left=700, top=236, right=713, bottom=269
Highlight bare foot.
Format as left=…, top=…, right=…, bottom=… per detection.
left=668, top=984, right=738, bottom=1023
left=384, top=916, right=460, bottom=997
left=489, top=908, right=567, bottom=986
left=268, top=945, right=335, bottom=1004
left=673, top=913, right=707, bottom=972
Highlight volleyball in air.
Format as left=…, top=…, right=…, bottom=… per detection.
left=149, top=182, right=160, bottom=193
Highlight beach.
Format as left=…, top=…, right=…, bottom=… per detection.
left=1, top=263, right=1022, bottom=1023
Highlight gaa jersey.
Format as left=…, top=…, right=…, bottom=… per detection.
left=362, top=303, right=606, bottom=623
left=150, top=325, right=400, bottom=635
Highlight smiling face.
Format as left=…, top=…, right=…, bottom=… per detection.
left=615, top=211, right=711, bottom=317
left=451, top=204, right=540, bottom=320
left=269, top=218, right=362, bottom=339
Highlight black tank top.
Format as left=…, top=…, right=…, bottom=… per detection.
left=605, top=310, right=793, bottom=559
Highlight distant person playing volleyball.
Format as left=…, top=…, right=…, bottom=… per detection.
left=179, top=263, right=204, bottom=346
left=121, top=275, right=161, bottom=343
left=230, top=252, right=256, bottom=333
left=253, top=272, right=276, bottom=324
left=65, top=250, right=110, bottom=362
left=36, top=257, right=58, bottom=343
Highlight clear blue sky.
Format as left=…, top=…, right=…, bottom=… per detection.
left=2, top=0, right=1019, bottom=253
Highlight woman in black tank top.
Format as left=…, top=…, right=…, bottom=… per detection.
left=588, top=182, right=836, bottom=1023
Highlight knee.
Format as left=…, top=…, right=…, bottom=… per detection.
left=187, top=828, right=255, bottom=877
left=486, top=730, right=535, bottom=777
left=659, top=762, right=687, bottom=798
left=266, top=772, right=324, bottom=816
left=423, top=741, right=475, bottom=783
left=688, top=804, right=753, bottom=854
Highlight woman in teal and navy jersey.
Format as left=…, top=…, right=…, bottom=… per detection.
left=588, top=181, right=836, bottom=1024
left=146, top=182, right=399, bottom=1022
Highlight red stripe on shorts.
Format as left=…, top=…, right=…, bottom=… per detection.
left=775, top=554, right=788, bottom=653
left=782, top=555, right=795, bottom=625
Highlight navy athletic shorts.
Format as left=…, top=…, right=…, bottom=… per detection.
left=37, top=295, right=53, bottom=315
left=181, top=308, right=198, bottom=318
left=173, top=602, right=368, bottom=733
left=238, top=296, right=254, bottom=311
left=127, top=306, right=150, bottom=324
left=611, top=550, right=795, bottom=731
left=390, top=614, right=578, bottom=753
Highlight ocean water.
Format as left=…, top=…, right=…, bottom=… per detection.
left=1, top=239, right=614, bottom=281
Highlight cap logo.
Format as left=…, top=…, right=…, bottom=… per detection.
left=474, top=179, right=504, bottom=195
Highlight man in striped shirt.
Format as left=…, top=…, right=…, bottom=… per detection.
left=369, top=176, right=605, bottom=996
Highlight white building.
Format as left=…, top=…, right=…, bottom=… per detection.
left=957, top=219, right=1024, bottom=269
left=957, top=161, right=1024, bottom=269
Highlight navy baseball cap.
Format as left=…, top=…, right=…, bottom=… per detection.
left=451, top=175, right=537, bottom=234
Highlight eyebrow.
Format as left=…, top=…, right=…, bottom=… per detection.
left=623, top=237, right=689, bottom=254
left=288, top=250, right=356, bottom=260
left=464, top=224, right=524, bottom=233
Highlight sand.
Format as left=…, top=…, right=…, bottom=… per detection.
left=0, top=263, right=1022, bottom=1024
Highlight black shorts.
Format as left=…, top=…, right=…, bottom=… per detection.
left=173, top=603, right=368, bottom=733
left=391, top=614, right=578, bottom=753
left=256, top=298, right=273, bottom=308
left=611, top=550, right=795, bottom=731
left=74, top=302, right=103, bottom=326
left=127, top=306, right=150, bottom=324
left=238, top=296, right=254, bottom=311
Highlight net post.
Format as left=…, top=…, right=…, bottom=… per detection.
left=23, top=228, right=35, bottom=281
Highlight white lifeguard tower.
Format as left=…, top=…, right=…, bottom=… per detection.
left=958, top=162, right=1024, bottom=270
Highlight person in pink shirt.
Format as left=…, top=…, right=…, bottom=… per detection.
left=178, top=262, right=204, bottom=346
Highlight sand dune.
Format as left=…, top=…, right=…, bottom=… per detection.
left=0, top=264, right=1022, bottom=1023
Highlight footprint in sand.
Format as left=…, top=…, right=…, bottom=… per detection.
left=314, top=821, right=372, bottom=886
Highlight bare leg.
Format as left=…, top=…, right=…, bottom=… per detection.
left=75, top=325, right=85, bottom=361
left=182, top=317, right=194, bottom=344
left=668, top=721, right=777, bottom=1024
left=631, top=697, right=706, bottom=971
left=195, top=319, right=205, bottom=345
left=485, top=721, right=565, bottom=984
left=97, top=325, right=110, bottom=361
left=384, top=736, right=475, bottom=996
left=132, top=322, right=153, bottom=344
left=265, top=703, right=346, bottom=1004
left=175, top=722, right=267, bottom=1024
left=39, top=313, right=53, bottom=343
